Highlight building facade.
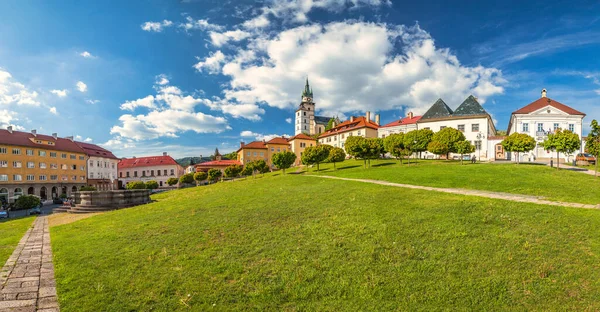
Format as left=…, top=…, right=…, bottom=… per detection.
left=117, top=153, right=184, bottom=188
left=318, top=113, right=380, bottom=148
left=75, top=142, right=119, bottom=190
left=0, top=127, right=87, bottom=202
left=237, top=137, right=292, bottom=168
left=294, top=79, right=338, bottom=136
left=378, top=112, right=421, bottom=138
left=507, top=89, right=586, bottom=162
left=288, top=133, right=317, bottom=166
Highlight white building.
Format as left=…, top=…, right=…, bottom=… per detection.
left=75, top=141, right=119, bottom=190
left=294, top=79, right=337, bottom=136
left=507, top=89, right=586, bottom=162
left=318, top=113, right=380, bottom=148
left=378, top=112, right=421, bottom=138
left=417, top=96, right=497, bottom=160
left=117, top=153, right=184, bottom=188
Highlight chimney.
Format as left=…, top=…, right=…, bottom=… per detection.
left=350, top=116, right=355, bottom=122
left=366, top=111, right=371, bottom=122
left=132, top=156, right=136, bottom=159
left=375, top=114, right=380, bottom=126
left=7, top=126, right=12, bottom=133
left=407, top=111, right=414, bottom=119
left=240, top=142, right=245, bottom=148
left=66, top=136, right=74, bottom=142
left=163, top=152, right=167, bottom=156
left=31, top=129, right=36, bottom=136
left=52, top=133, right=57, bottom=139
left=541, top=88, right=547, bottom=98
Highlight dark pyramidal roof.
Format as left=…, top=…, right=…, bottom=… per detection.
left=314, top=116, right=331, bottom=125
left=453, top=95, right=487, bottom=116
left=421, top=99, right=453, bottom=120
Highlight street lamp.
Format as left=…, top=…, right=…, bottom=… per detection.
left=476, top=132, right=484, bottom=162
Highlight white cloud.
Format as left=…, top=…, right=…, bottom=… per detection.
left=286, top=117, right=292, bottom=123
left=120, top=95, right=156, bottom=111
left=262, top=0, right=392, bottom=24
left=0, top=109, right=25, bottom=130
left=240, top=130, right=288, bottom=141
left=84, top=137, right=93, bottom=142
left=0, top=69, right=40, bottom=106
left=242, top=14, right=270, bottom=29
left=79, top=51, right=95, bottom=58
left=156, top=74, right=169, bottom=85
left=206, top=100, right=265, bottom=121
left=179, top=16, right=224, bottom=32
left=49, top=107, right=57, bottom=115
left=240, top=130, right=258, bottom=137
left=209, top=30, right=252, bottom=47
left=86, top=99, right=100, bottom=104
left=76, top=81, right=87, bottom=92
left=50, top=89, right=67, bottom=97
left=193, top=51, right=226, bottom=74
left=141, top=20, right=173, bottom=32
left=75, top=135, right=83, bottom=141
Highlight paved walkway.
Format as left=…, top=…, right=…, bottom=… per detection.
left=0, top=216, right=59, bottom=311
left=308, top=175, right=600, bottom=210
left=545, top=163, right=599, bottom=176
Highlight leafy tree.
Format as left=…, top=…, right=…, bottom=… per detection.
left=364, top=138, right=385, bottom=167
left=224, top=164, right=243, bottom=179
left=501, top=133, right=536, bottom=164
left=194, top=171, right=208, bottom=185
left=272, top=151, right=297, bottom=174
left=344, top=136, right=368, bottom=167
left=325, top=118, right=335, bottom=131
left=224, top=151, right=238, bottom=160
left=145, top=180, right=159, bottom=190
left=430, top=127, right=466, bottom=159
left=126, top=181, right=146, bottom=190
left=166, top=177, right=179, bottom=186
left=427, top=141, right=449, bottom=159
left=384, top=133, right=407, bottom=164
left=404, top=129, right=434, bottom=163
left=302, top=145, right=330, bottom=171
left=585, top=119, right=600, bottom=176
left=327, top=147, right=346, bottom=169
left=455, top=141, right=475, bottom=165
left=241, top=164, right=254, bottom=177
left=208, top=168, right=222, bottom=181
left=179, top=173, right=194, bottom=185
left=15, top=195, right=41, bottom=211
left=543, top=129, right=581, bottom=169
left=252, top=159, right=270, bottom=176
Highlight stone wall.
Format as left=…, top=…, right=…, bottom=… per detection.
left=73, top=189, right=150, bottom=209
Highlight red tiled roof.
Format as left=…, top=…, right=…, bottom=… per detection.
left=289, top=133, right=316, bottom=141
left=513, top=97, right=585, bottom=116
left=195, top=160, right=241, bottom=167
left=319, top=116, right=379, bottom=138
left=74, top=141, right=119, bottom=160
left=237, top=141, right=267, bottom=152
left=380, top=115, right=422, bottom=128
left=118, top=155, right=179, bottom=169
left=0, top=129, right=87, bottom=154
left=266, top=137, right=290, bottom=145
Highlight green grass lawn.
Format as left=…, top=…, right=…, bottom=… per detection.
left=51, top=175, right=600, bottom=311
left=0, top=217, right=34, bottom=266
left=309, top=159, right=600, bottom=204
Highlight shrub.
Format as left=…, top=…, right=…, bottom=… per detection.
left=179, top=173, right=194, bottom=185
left=166, top=177, right=179, bottom=186
left=126, top=181, right=146, bottom=190
left=14, top=195, right=41, bottom=211
left=208, top=168, right=222, bottom=181
left=224, top=164, right=243, bottom=178
left=145, top=180, right=159, bottom=190
left=194, top=171, right=208, bottom=184
left=272, top=151, right=297, bottom=174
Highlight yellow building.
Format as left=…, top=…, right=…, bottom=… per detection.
left=237, top=137, right=292, bottom=169
left=318, top=113, right=380, bottom=149
left=0, top=127, right=88, bottom=202
left=288, top=133, right=317, bottom=166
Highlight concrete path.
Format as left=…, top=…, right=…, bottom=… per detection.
left=0, top=216, right=59, bottom=311
left=308, top=175, right=600, bottom=210
left=545, top=163, right=599, bottom=176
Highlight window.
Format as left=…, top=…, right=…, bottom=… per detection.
left=61, top=153, right=67, bottom=159
left=0, top=147, right=6, bottom=154
left=151, top=170, right=154, bottom=176
left=81, top=176, right=85, bottom=181
left=277, top=148, right=281, bottom=152
left=126, top=172, right=130, bottom=178
left=40, top=162, right=46, bottom=169
left=50, top=163, right=57, bottom=169
left=112, top=163, right=115, bottom=169
left=79, top=156, right=84, bottom=160
left=303, top=112, right=306, bottom=116
left=69, top=154, right=75, bottom=160
left=80, top=166, right=84, bottom=171
left=522, top=123, right=529, bottom=132
left=35, top=140, right=42, bottom=144
left=170, top=169, right=174, bottom=176
left=12, top=148, right=21, bottom=155
left=458, top=125, right=465, bottom=132
left=569, top=124, right=575, bottom=132
left=475, top=140, right=482, bottom=150
left=39, top=150, right=46, bottom=156
left=300, top=142, right=306, bottom=148
left=89, top=161, right=94, bottom=167
left=134, top=171, right=138, bottom=177
left=157, top=170, right=161, bottom=176
left=246, top=152, right=250, bottom=156
left=13, top=161, right=22, bottom=168
left=72, top=176, right=77, bottom=181
left=47, top=142, right=54, bottom=145
left=26, top=149, right=33, bottom=156
left=0, top=160, right=6, bottom=168
left=472, top=124, right=479, bottom=132
left=537, top=123, right=544, bottom=132
left=253, top=152, right=257, bottom=156
left=61, top=164, right=67, bottom=170
left=50, top=152, right=57, bottom=158
left=304, top=126, right=307, bottom=130
left=39, top=175, right=47, bottom=181
left=164, top=170, right=167, bottom=176
left=0, top=175, right=7, bottom=181
left=357, top=130, right=362, bottom=136
left=260, top=152, right=264, bottom=156
left=27, top=162, right=34, bottom=168
left=142, top=171, right=146, bottom=177
left=120, top=172, right=123, bottom=178
left=97, top=161, right=101, bottom=167
left=50, top=175, right=57, bottom=180
left=13, top=175, right=22, bottom=181
left=440, top=126, right=446, bottom=130
left=90, top=173, right=94, bottom=178
left=271, top=147, right=274, bottom=152
left=553, top=123, right=559, bottom=131
left=26, top=175, right=35, bottom=181
left=71, top=164, right=76, bottom=170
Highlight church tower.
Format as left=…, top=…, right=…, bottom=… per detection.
left=295, top=78, right=315, bottom=135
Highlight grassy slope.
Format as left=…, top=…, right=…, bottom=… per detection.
left=312, top=159, right=600, bottom=204
left=51, top=175, right=600, bottom=311
left=0, top=217, right=34, bottom=266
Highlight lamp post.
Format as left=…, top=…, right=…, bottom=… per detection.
left=476, top=132, right=483, bottom=162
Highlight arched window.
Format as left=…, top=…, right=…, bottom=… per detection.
left=0, top=188, right=8, bottom=203
left=72, top=186, right=77, bottom=193
left=14, top=188, right=23, bottom=196
left=27, top=187, right=34, bottom=195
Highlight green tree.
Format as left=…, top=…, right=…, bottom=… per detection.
left=224, top=151, right=238, bottom=160
left=384, top=133, right=406, bottom=164
left=208, top=168, right=222, bottom=182
left=430, top=127, right=466, bottom=159
left=272, top=151, right=297, bottom=174
left=14, top=195, right=41, bottom=211
left=364, top=138, right=384, bottom=167
left=455, top=141, right=475, bottom=165
left=126, top=181, right=146, bottom=190
left=501, top=133, right=536, bottom=164
left=194, top=171, right=208, bottom=185
left=301, top=145, right=330, bottom=171
left=145, top=180, right=159, bottom=190
left=585, top=119, right=600, bottom=176
left=179, top=173, right=194, bottom=185
left=241, top=163, right=254, bottom=177
left=166, top=177, right=179, bottom=186
left=253, top=159, right=270, bottom=176
left=404, top=129, right=433, bottom=164
left=344, top=136, right=368, bottom=167
left=327, top=147, right=346, bottom=169
left=427, top=141, right=449, bottom=159
left=325, top=118, right=335, bottom=131
left=543, top=129, right=581, bottom=169
left=224, top=164, right=243, bottom=179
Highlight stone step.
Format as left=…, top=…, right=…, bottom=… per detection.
left=68, top=207, right=114, bottom=213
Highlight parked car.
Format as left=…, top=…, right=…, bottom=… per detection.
left=576, top=153, right=596, bottom=164
left=29, top=206, right=42, bottom=215
left=0, top=210, right=8, bottom=219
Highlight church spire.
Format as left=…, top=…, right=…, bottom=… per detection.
left=301, top=77, right=313, bottom=99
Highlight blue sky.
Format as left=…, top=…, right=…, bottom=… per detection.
left=1, top=0, right=599, bottom=158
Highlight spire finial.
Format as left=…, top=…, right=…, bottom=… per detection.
left=301, top=76, right=313, bottom=99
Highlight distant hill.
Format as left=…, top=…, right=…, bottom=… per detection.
left=175, top=157, right=211, bottom=167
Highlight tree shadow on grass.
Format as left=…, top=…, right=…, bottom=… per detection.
left=372, top=162, right=395, bottom=168
left=335, top=165, right=361, bottom=171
